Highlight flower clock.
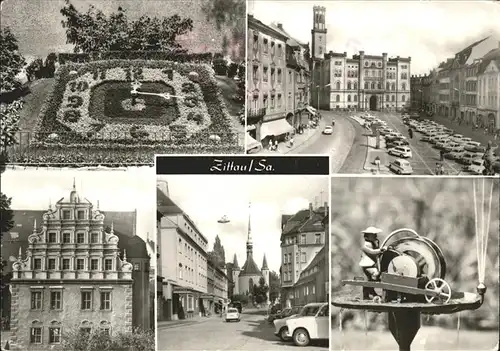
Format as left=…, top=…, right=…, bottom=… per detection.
left=56, top=65, right=211, bottom=142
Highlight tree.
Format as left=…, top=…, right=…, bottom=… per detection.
left=0, top=27, right=26, bottom=92
left=268, top=271, right=280, bottom=304
left=230, top=293, right=249, bottom=305
left=26, top=58, right=44, bottom=81
left=60, top=0, right=193, bottom=53
left=43, top=53, right=58, bottom=78
left=252, top=277, right=269, bottom=304
left=0, top=99, right=23, bottom=152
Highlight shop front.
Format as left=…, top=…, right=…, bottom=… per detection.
left=173, top=287, right=202, bottom=320
left=260, top=117, right=294, bottom=146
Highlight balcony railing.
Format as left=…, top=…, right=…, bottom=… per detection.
left=247, top=107, right=267, bottom=119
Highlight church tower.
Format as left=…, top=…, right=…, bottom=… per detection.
left=261, top=254, right=270, bottom=304
left=311, top=5, right=327, bottom=60
left=232, top=254, right=240, bottom=295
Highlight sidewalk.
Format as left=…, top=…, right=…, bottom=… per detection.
left=157, top=315, right=216, bottom=329
left=260, top=118, right=326, bottom=154
left=348, top=114, right=392, bottom=174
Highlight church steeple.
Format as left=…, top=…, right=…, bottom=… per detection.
left=246, top=202, right=253, bottom=258
left=233, top=253, right=240, bottom=270
left=262, top=254, right=268, bottom=271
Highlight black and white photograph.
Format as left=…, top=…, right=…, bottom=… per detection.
left=1, top=0, right=245, bottom=167
left=156, top=174, right=329, bottom=350
left=330, top=177, right=499, bottom=351
left=245, top=0, right=500, bottom=176
left=0, top=168, right=156, bottom=351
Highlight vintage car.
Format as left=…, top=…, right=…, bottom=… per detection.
left=389, top=159, right=413, bottom=175
left=388, top=146, right=412, bottom=158
left=273, top=306, right=302, bottom=341
left=285, top=303, right=330, bottom=347
left=225, top=307, right=240, bottom=322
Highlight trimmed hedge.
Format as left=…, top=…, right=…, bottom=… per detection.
left=58, top=51, right=216, bottom=64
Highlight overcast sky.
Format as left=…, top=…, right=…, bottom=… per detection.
left=158, top=175, right=328, bottom=274
left=249, top=0, right=500, bottom=74
left=0, top=0, right=234, bottom=59
left=1, top=168, right=156, bottom=265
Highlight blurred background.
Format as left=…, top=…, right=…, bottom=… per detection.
left=330, top=177, right=499, bottom=350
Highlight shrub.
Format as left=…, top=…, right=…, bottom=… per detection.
left=62, top=327, right=154, bottom=351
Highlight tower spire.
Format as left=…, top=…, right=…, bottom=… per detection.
left=233, top=253, right=240, bottom=269
left=73, top=177, right=76, bottom=190
left=246, top=202, right=253, bottom=258
left=262, top=254, right=268, bottom=270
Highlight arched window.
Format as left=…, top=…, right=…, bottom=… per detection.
left=347, top=82, right=352, bottom=90
left=402, top=95, right=406, bottom=102
left=354, top=95, right=357, bottom=102
left=336, top=95, right=340, bottom=102
left=336, top=81, right=340, bottom=90
left=377, top=83, right=382, bottom=89
left=354, top=82, right=358, bottom=90
left=391, top=83, right=396, bottom=91
left=364, top=82, right=368, bottom=89
left=402, top=83, right=406, bottom=91
left=391, top=95, right=395, bottom=102
left=371, top=82, right=375, bottom=90
left=347, top=95, right=351, bottom=102
left=386, top=82, right=390, bottom=90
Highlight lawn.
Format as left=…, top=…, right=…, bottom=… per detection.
left=331, top=327, right=498, bottom=350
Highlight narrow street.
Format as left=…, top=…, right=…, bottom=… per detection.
left=157, top=312, right=328, bottom=351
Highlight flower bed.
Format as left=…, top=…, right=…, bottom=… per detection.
left=32, top=59, right=241, bottom=157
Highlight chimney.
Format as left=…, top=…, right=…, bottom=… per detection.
left=157, top=181, right=169, bottom=196
left=277, top=23, right=283, bottom=30
left=309, top=203, right=313, bottom=218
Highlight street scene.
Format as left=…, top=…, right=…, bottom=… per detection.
left=246, top=1, right=500, bottom=175
left=1, top=0, right=245, bottom=167
left=156, top=175, right=329, bottom=350
left=0, top=168, right=156, bottom=351
left=330, top=177, right=499, bottom=350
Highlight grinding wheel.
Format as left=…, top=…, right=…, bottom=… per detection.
left=387, top=255, right=419, bottom=277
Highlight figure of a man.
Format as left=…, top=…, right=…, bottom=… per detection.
left=360, top=227, right=388, bottom=299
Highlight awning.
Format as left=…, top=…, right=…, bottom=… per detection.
left=246, top=133, right=261, bottom=150
left=260, top=118, right=293, bottom=140
left=246, top=124, right=256, bottom=131
left=306, top=106, right=316, bottom=115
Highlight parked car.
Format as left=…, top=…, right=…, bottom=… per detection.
left=447, top=150, right=465, bottom=160
left=322, top=126, right=333, bottom=135
left=464, top=141, right=481, bottom=151
left=387, top=138, right=409, bottom=147
left=285, top=303, right=330, bottom=347
left=388, top=146, right=412, bottom=158
left=389, top=159, right=413, bottom=175
left=460, top=151, right=483, bottom=165
left=225, top=308, right=240, bottom=322
left=385, top=133, right=401, bottom=141
left=274, top=306, right=303, bottom=341
left=430, top=134, right=450, bottom=145
left=468, top=159, right=485, bottom=174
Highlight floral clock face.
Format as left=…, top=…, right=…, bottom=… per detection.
left=56, top=66, right=210, bottom=141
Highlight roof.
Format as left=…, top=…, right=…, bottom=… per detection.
left=455, top=36, right=489, bottom=65
left=298, top=209, right=327, bottom=232
left=477, top=48, right=500, bottom=75
left=1, top=209, right=144, bottom=273
left=282, top=209, right=310, bottom=234
left=239, top=255, right=261, bottom=276
left=295, top=245, right=326, bottom=286
left=248, top=15, right=288, bottom=41
left=157, top=187, right=182, bottom=214
left=269, top=23, right=305, bottom=47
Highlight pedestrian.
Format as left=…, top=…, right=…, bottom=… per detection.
left=274, top=140, right=278, bottom=151
left=440, top=150, right=444, bottom=161
left=408, top=128, right=413, bottom=139
left=268, top=139, right=273, bottom=151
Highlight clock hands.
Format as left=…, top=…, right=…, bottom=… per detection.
left=130, top=81, right=186, bottom=100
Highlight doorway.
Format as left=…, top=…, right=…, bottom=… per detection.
left=369, top=95, right=377, bottom=111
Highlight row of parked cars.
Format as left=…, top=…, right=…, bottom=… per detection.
left=359, top=113, right=414, bottom=174
left=408, top=118, right=497, bottom=175
left=268, top=302, right=330, bottom=347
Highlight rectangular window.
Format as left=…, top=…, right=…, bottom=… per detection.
left=31, top=291, right=42, bottom=310
left=77, top=210, right=85, bottom=220
left=48, top=232, right=57, bottom=243
left=62, top=258, right=70, bottom=270
left=104, top=259, right=113, bottom=271
left=81, top=291, right=92, bottom=310
left=90, top=233, right=99, bottom=243
left=49, top=327, right=61, bottom=344
left=77, top=233, right=85, bottom=243
left=100, top=291, right=111, bottom=310
left=30, top=327, right=42, bottom=344
left=301, top=234, right=306, bottom=244
left=50, top=291, right=62, bottom=310
left=62, top=232, right=71, bottom=243
left=76, top=259, right=84, bottom=270
left=133, top=263, right=140, bottom=271
left=48, top=258, right=56, bottom=270
left=34, top=258, right=42, bottom=270
left=62, top=210, right=71, bottom=220
left=296, top=252, right=299, bottom=263
left=90, top=259, right=99, bottom=270
left=283, top=254, right=287, bottom=264
left=315, top=233, right=321, bottom=244
left=301, top=252, right=307, bottom=263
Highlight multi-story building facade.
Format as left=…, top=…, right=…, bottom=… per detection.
left=157, top=183, right=208, bottom=321
left=205, top=262, right=229, bottom=314
left=270, top=23, right=312, bottom=128
left=247, top=14, right=292, bottom=146
left=7, top=183, right=137, bottom=350
left=310, top=6, right=411, bottom=112
left=477, top=48, right=500, bottom=132
left=426, top=36, right=499, bottom=132
left=410, top=75, right=425, bottom=111
left=280, top=202, right=328, bottom=308
left=291, top=214, right=329, bottom=307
